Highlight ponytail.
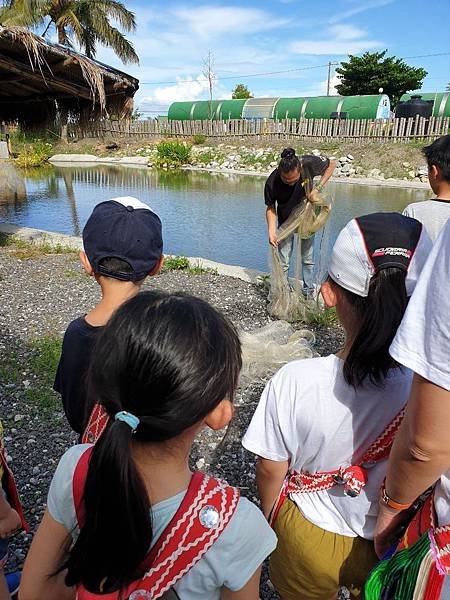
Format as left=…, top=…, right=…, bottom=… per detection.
left=65, top=420, right=151, bottom=593
left=336, top=268, right=408, bottom=387
left=279, top=147, right=300, bottom=173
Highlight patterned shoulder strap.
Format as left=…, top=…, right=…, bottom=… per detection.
left=82, top=404, right=109, bottom=444
left=0, top=444, right=28, bottom=532
left=73, top=450, right=240, bottom=600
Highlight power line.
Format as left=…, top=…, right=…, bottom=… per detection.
left=138, top=51, right=450, bottom=87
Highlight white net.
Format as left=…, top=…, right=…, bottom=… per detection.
left=267, top=166, right=332, bottom=322
left=240, top=321, right=316, bottom=382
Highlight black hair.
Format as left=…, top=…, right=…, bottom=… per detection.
left=279, top=147, right=300, bottom=173
left=98, top=256, right=134, bottom=276
left=331, top=268, right=408, bottom=387
left=422, top=135, right=450, bottom=182
left=63, top=291, right=242, bottom=594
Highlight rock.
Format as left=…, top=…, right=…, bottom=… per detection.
left=402, top=162, right=410, bottom=168
left=339, top=156, right=349, bottom=163
left=49, top=154, right=98, bottom=163
left=196, top=458, right=205, bottom=469
left=312, top=149, right=321, bottom=156
left=341, top=163, right=351, bottom=173
left=417, top=166, right=428, bottom=176
left=420, top=176, right=428, bottom=183
left=14, top=414, right=24, bottom=422
left=408, top=170, right=416, bottom=178
left=355, top=166, right=363, bottom=174
left=347, top=154, right=354, bottom=161
left=368, top=168, right=381, bottom=177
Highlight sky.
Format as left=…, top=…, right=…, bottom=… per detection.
left=86, top=0, right=450, bottom=116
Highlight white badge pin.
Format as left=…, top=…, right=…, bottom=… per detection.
left=199, top=505, right=220, bottom=529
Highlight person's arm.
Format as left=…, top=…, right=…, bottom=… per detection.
left=266, top=204, right=278, bottom=247
left=374, top=374, right=450, bottom=557
left=0, top=493, right=21, bottom=538
left=20, top=510, right=75, bottom=600
left=315, top=159, right=336, bottom=191
left=221, top=567, right=262, bottom=600
left=256, top=457, right=289, bottom=519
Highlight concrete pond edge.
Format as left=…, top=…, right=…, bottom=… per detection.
left=48, top=154, right=430, bottom=191
left=0, top=223, right=265, bottom=285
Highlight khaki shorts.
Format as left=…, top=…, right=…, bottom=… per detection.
left=270, top=498, right=378, bottom=600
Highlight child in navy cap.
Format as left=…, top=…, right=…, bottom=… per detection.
left=54, top=197, right=163, bottom=437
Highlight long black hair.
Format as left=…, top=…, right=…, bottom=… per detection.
left=332, top=268, right=408, bottom=387
left=64, top=291, right=242, bottom=594
left=279, top=147, right=300, bottom=173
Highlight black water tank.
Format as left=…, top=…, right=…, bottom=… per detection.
left=395, top=95, right=433, bottom=119
left=330, top=111, right=348, bottom=120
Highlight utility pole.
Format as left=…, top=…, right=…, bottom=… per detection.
left=203, top=50, right=216, bottom=132
left=326, top=62, right=338, bottom=96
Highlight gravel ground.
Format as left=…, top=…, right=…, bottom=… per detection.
left=0, top=247, right=343, bottom=598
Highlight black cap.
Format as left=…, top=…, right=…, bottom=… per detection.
left=82, top=197, right=163, bottom=281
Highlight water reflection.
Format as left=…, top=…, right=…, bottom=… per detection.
left=0, top=164, right=430, bottom=271
left=0, top=161, right=27, bottom=204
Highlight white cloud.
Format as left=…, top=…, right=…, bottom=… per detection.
left=330, top=0, right=395, bottom=24
left=172, top=5, right=290, bottom=38
left=289, top=24, right=382, bottom=55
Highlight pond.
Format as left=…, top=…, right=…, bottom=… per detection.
left=0, top=164, right=430, bottom=272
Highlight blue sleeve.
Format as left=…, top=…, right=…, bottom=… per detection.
left=221, top=497, right=277, bottom=591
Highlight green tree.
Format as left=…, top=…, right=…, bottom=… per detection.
left=336, top=50, right=427, bottom=108
left=232, top=83, right=253, bottom=99
left=0, top=0, right=138, bottom=64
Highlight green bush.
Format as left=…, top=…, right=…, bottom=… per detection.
left=156, top=140, right=192, bottom=166
left=15, top=139, right=53, bottom=168
left=192, top=134, right=207, bottom=145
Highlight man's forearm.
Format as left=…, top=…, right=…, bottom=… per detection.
left=266, top=206, right=277, bottom=234
left=317, top=160, right=336, bottom=189
left=385, top=375, right=450, bottom=505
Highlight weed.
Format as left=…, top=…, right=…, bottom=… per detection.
left=163, top=255, right=190, bottom=270
left=163, top=255, right=217, bottom=275
left=25, top=335, right=62, bottom=412
left=192, top=134, right=207, bottom=145
left=0, top=350, right=21, bottom=386
left=0, top=234, right=77, bottom=259
left=156, top=140, right=192, bottom=167
left=195, top=150, right=216, bottom=164
left=14, top=139, right=53, bottom=168
left=305, top=305, right=338, bottom=327
left=64, top=268, right=83, bottom=279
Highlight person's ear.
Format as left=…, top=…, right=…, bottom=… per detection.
left=149, top=255, right=164, bottom=276
left=320, top=280, right=338, bottom=308
left=79, top=251, right=94, bottom=276
left=431, top=164, right=441, bottom=180
left=204, top=399, right=234, bottom=431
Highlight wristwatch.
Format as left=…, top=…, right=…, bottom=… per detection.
left=380, top=480, right=412, bottom=511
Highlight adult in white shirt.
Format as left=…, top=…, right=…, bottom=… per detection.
left=403, top=135, right=450, bottom=241
left=243, top=213, right=431, bottom=599
left=372, top=218, right=450, bottom=597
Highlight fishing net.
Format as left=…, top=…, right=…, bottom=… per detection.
left=267, top=165, right=332, bottom=322
left=240, top=320, right=316, bottom=382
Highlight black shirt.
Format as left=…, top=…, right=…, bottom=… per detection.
left=54, top=317, right=103, bottom=435
left=264, top=155, right=330, bottom=224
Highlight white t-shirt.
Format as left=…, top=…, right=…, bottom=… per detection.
left=47, top=445, right=277, bottom=599
left=403, top=200, right=450, bottom=242
left=390, top=218, right=450, bottom=526
left=242, top=355, right=412, bottom=539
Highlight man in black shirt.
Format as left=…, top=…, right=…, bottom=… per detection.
left=265, top=148, right=335, bottom=295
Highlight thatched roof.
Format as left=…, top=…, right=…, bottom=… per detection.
left=0, top=26, right=139, bottom=128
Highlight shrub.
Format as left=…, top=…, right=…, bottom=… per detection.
left=15, top=140, right=53, bottom=168
left=192, top=134, right=207, bottom=145
left=156, top=140, right=192, bottom=166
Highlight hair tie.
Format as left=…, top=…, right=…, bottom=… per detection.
left=115, top=411, right=140, bottom=432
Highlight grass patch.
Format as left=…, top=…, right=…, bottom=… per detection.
left=156, top=140, right=192, bottom=167
left=163, top=255, right=217, bottom=275
left=305, top=305, right=338, bottom=327
left=63, top=268, right=83, bottom=279
left=0, top=334, right=62, bottom=415
left=192, top=134, right=207, bottom=145
left=0, top=233, right=77, bottom=259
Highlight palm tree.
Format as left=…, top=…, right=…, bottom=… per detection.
left=0, top=0, right=139, bottom=64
